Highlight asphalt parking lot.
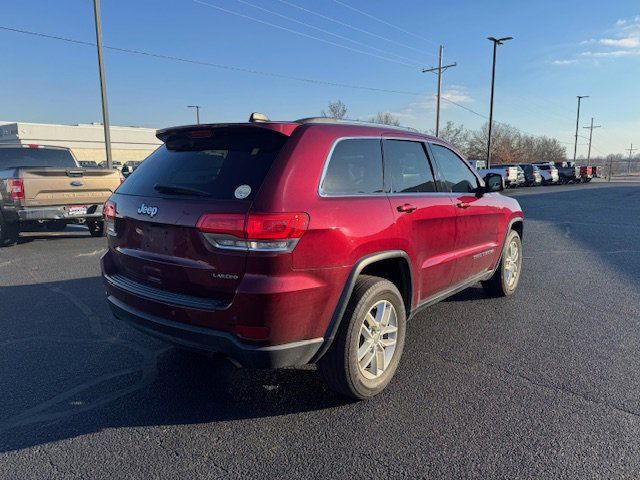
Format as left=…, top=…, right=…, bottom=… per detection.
left=1, top=181, right=640, bottom=479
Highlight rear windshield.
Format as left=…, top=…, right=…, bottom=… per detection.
left=117, top=128, right=288, bottom=200
left=0, top=147, right=76, bottom=169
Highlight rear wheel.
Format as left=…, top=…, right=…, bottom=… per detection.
left=0, top=215, right=19, bottom=247
left=482, top=229, right=523, bottom=297
left=317, top=275, right=406, bottom=400
left=87, top=220, right=105, bottom=237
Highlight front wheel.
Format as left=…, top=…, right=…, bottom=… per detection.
left=482, top=229, right=523, bottom=297
left=317, top=275, right=406, bottom=400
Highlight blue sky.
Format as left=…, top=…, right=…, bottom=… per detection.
left=1, top=0, right=638, bottom=156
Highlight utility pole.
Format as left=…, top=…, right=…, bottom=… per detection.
left=583, top=117, right=601, bottom=164
left=573, top=95, right=589, bottom=164
left=486, top=36, right=513, bottom=169
left=422, top=45, right=456, bottom=137
left=626, top=143, right=637, bottom=176
left=92, top=0, right=113, bottom=170
left=187, top=105, right=201, bottom=124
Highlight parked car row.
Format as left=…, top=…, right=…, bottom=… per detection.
left=470, top=160, right=601, bottom=187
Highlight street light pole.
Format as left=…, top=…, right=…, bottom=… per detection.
left=573, top=95, right=589, bottom=164
left=486, top=36, right=513, bottom=169
left=92, top=0, right=113, bottom=170
left=187, top=105, right=201, bottom=124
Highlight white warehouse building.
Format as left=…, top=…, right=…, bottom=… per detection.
left=0, top=121, right=162, bottom=163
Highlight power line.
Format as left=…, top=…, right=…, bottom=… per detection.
left=0, top=24, right=579, bottom=145
left=276, top=0, right=436, bottom=58
left=0, top=25, right=425, bottom=96
left=229, top=0, right=424, bottom=67
left=193, top=0, right=419, bottom=68
left=332, top=0, right=438, bottom=46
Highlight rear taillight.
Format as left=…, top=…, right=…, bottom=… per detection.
left=8, top=179, right=24, bottom=200
left=197, top=212, right=309, bottom=252
left=104, top=199, right=117, bottom=235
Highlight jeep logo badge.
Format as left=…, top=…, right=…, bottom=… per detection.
left=138, top=203, right=158, bottom=218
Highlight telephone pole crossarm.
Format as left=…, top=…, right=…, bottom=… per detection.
left=422, top=45, right=457, bottom=137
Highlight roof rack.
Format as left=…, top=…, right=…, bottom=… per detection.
left=293, top=117, right=420, bottom=133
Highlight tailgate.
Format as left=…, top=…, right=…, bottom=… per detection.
left=21, top=168, right=120, bottom=207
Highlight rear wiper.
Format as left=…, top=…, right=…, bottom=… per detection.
left=153, top=183, right=211, bottom=197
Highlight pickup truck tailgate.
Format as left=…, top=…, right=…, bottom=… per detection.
left=21, top=168, right=120, bottom=207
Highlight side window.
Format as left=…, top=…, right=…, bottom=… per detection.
left=321, top=139, right=383, bottom=195
left=384, top=140, right=436, bottom=193
left=429, top=144, right=479, bottom=193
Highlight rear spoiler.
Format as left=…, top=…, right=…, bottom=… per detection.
left=156, top=122, right=299, bottom=142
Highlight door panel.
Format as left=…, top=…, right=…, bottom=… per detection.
left=383, top=139, right=457, bottom=304
left=451, top=193, right=502, bottom=282
left=392, top=195, right=458, bottom=302
left=427, top=142, right=503, bottom=285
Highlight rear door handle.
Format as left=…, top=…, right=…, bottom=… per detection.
left=457, top=202, right=470, bottom=209
left=397, top=203, right=417, bottom=213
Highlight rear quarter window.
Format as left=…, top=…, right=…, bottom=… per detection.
left=117, top=128, right=288, bottom=200
left=320, top=138, right=383, bottom=195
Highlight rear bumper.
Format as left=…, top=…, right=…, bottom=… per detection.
left=17, top=204, right=103, bottom=222
left=107, top=295, right=323, bottom=368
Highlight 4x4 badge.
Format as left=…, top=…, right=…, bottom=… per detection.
left=138, top=203, right=158, bottom=218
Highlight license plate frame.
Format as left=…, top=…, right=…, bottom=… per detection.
left=68, top=205, right=88, bottom=216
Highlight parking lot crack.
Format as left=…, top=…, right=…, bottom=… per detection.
left=439, top=353, right=640, bottom=421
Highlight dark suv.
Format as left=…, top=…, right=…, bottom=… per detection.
left=102, top=116, right=524, bottom=399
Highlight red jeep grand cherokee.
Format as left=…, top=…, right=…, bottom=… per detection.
left=102, top=115, right=523, bottom=399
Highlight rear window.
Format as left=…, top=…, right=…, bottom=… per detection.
left=117, top=128, right=288, bottom=200
left=0, top=147, right=76, bottom=169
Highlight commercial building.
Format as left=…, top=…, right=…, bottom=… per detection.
left=0, top=121, right=161, bottom=163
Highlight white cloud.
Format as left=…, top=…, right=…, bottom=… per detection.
left=562, top=15, right=640, bottom=63
left=599, top=37, right=640, bottom=48
left=382, top=86, right=474, bottom=123
left=581, top=49, right=640, bottom=57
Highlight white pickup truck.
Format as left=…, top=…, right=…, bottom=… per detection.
left=469, top=160, right=519, bottom=188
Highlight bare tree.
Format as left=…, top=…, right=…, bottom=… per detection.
left=429, top=121, right=469, bottom=153
left=370, top=112, right=400, bottom=126
left=321, top=100, right=348, bottom=119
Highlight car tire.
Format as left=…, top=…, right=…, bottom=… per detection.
left=0, top=214, right=19, bottom=247
left=87, top=220, right=105, bottom=237
left=482, top=229, right=523, bottom=297
left=316, top=275, right=406, bottom=400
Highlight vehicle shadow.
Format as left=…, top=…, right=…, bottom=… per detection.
left=0, top=276, right=349, bottom=452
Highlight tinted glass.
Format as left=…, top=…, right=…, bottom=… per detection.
left=321, top=139, right=383, bottom=195
left=0, top=147, right=76, bottom=169
left=118, top=128, right=287, bottom=200
left=537, top=164, right=550, bottom=170
left=384, top=140, right=436, bottom=193
left=430, top=144, right=478, bottom=193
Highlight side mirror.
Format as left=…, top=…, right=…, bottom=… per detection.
left=483, top=172, right=504, bottom=193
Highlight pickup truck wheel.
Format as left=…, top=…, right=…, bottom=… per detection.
left=0, top=216, right=19, bottom=247
left=482, top=229, right=522, bottom=297
left=316, top=275, right=406, bottom=400
left=87, top=221, right=105, bottom=237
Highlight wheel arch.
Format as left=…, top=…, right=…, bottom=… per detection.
left=311, top=250, right=413, bottom=362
